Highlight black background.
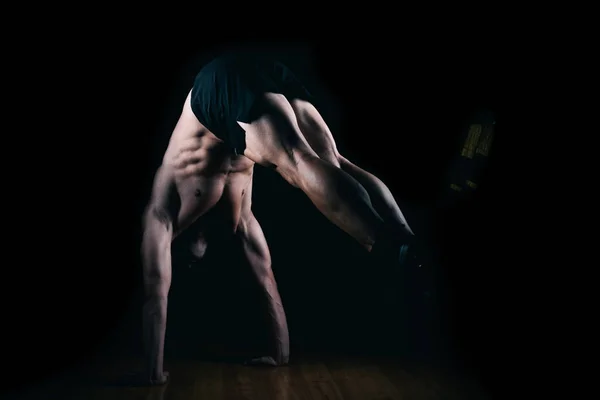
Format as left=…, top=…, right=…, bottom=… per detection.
left=6, top=38, right=518, bottom=398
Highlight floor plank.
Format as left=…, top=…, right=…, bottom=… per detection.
left=7, top=355, right=489, bottom=399
left=300, top=360, right=344, bottom=400
left=327, top=357, right=404, bottom=400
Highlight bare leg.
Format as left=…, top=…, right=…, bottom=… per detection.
left=290, top=98, right=414, bottom=237
left=239, top=93, right=387, bottom=251
left=338, top=157, right=414, bottom=236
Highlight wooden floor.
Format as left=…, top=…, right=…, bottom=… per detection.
left=11, top=356, right=489, bottom=399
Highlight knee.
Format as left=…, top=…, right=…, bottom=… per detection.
left=273, top=151, right=312, bottom=188
left=313, top=149, right=340, bottom=167
left=330, top=152, right=343, bottom=167
left=336, top=154, right=351, bottom=168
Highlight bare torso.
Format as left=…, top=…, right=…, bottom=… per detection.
left=163, top=92, right=255, bottom=237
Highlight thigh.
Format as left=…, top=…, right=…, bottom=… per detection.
left=237, top=93, right=318, bottom=186
left=289, top=98, right=340, bottom=164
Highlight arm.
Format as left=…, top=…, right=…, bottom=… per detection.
left=236, top=176, right=289, bottom=365
left=140, top=166, right=177, bottom=384
left=238, top=211, right=289, bottom=366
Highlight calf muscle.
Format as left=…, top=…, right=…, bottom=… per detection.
left=293, top=153, right=383, bottom=249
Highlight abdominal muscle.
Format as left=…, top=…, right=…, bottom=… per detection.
left=162, top=92, right=255, bottom=236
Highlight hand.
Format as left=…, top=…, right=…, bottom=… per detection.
left=149, top=371, right=170, bottom=386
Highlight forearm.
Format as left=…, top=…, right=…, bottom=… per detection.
left=262, top=283, right=289, bottom=364
left=142, top=294, right=168, bottom=379
left=239, top=214, right=289, bottom=364
left=141, top=223, right=172, bottom=380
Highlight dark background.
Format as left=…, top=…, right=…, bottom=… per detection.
left=6, top=40, right=515, bottom=397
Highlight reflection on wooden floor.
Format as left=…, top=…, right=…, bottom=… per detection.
left=12, top=356, right=489, bottom=399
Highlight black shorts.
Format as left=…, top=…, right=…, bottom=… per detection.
left=190, top=54, right=313, bottom=154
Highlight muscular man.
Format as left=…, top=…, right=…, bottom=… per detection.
left=141, top=53, right=415, bottom=385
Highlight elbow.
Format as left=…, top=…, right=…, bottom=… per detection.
left=143, top=294, right=168, bottom=318
left=142, top=205, right=173, bottom=233
left=141, top=242, right=171, bottom=298
left=141, top=229, right=172, bottom=257
left=141, top=210, right=173, bottom=299
left=142, top=206, right=174, bottom=250
left=143, top=273, right=171, bottom=304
